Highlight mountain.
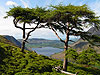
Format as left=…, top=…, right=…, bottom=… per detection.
left=0, top=35, right=18, bottom=47
left=3, top=35, right=30, bottom=50
left=3, top=35, right=21, bottom=48
left=70, top=27, right=100, bottom=53
left=88, top=27, right=100, bottom=36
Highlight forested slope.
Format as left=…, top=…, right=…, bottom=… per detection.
left=0, top=35, right=100, bottom=75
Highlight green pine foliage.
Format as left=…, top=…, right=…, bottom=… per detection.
left=76, top=48, right=100, bottom=66
left=0, top=42, right=66, bottom=75
left=0, top=42, right=100, bottom=75
left=66, top=48, right=78, bottom=62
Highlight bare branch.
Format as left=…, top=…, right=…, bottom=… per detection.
left=69, top=40, right=76, bottom=43
left=13, top=19, right=23, bottom=30
left=50, top=25, right=65, bottom=43
left=24, top=22, right=40, bottom=42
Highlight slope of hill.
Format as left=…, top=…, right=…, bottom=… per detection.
left=0, top=37, right=100, bottom=75
left=0, top=42, right=64, bottom=75
left=70, top=27, right=100, bottom=53
left=0, top=42, right=100, bottom=75
left=0, top=35, right=18, bottom=47
left=88, top=27, right=100, bottom=36
left=2, top=35, right=30, bottom=50
left=3, top=35, right=21, bottom=48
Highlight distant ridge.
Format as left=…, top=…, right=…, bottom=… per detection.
left=18, top=38, right=64, bottom=48
left=0, top=35, right=17, bottom=47
left=71, top=27, right=100, bottom=53
left=88, top=27, right=100, bottom=36
left=3, top=35, right=21, bottom=48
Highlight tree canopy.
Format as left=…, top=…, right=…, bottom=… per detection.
left=5, top=6, right=46, bottom=52
left=44, top=4, right=100, bottom=39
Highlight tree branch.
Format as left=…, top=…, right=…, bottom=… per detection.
left=13, top=19, right=23, bottom=30
left=50, top=25, right=65, bottom=43
left=24, top=22, right=40, bottom=42
left=68, top=40, right=76, bottom=43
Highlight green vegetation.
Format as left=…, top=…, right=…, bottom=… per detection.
left=76, top=48, right=100, bottom=66
left=26, top=43, right=64, bottom=48
left=0, top=40, right=100, bottom=75
left=0, top=42, right=64, bottom=75
left=18, top=38, right=77, bottom=48
left=0, top=37, right=100, bottom=75
left=51, top=48, right=100, bottom=70
left=66, top=48, right=78, bottom=62
left=23, top=39, right=64, bottom=48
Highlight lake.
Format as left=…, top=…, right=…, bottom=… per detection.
left=32, top=47, right=63, bottom=56
left=32, top=37, right=80, bottom=57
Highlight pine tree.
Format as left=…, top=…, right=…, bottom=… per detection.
left=43, top=4, right=100, bottom=71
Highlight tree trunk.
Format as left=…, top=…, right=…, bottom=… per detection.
left=63, top=42, right=68, bottom=71
left=21, top=23, right=25, bottom=52
left=63, top=22, right=69, bottom=71
left=21, top=40, right=25, bottom=52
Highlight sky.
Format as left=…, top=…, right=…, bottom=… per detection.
left=0, top=0, right=100, bottom=40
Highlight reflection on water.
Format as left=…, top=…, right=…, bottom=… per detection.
left=32, top=47, right=63, bottom=56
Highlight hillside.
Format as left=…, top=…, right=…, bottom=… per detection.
left=2, top=35, right=30, bottom=50
left=0, top=38, right=100, bottom=75
left=0, top=42, right=65, bottom=75
left=3, top=35, right=21, bottom=48
left=70, top=39, right=100, bottom=53
left=51, top=27, right=100, bottom=62
left=18, top=38, right=64, bottom=48
left=70, top=27, right=100, bottom=53
left=0, top=35, right=18, bottom=47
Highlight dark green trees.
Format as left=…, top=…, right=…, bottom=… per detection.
left=44, top=4, right=100, bottom=71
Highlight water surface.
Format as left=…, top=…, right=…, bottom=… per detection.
left=32, top=47, right=63, bottom=56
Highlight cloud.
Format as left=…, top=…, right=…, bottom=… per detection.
left=6, top=1, right=18, bottom=6
left=20, top=0, right=29, bottom=8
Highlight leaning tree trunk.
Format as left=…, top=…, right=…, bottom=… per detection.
left=21, top=23, right=25, bottom=52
